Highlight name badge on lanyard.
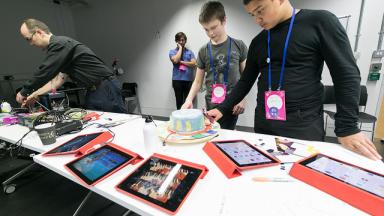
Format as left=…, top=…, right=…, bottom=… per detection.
left=179, top=64, right=187, bottom=71
left=265, top=8, right=295, bottom=121
left=209, top=37, right=232, bottom=104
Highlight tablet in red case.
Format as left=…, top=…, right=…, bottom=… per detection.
left=289, top=153, right=384, bottom=215
left=204, top=140, right=280, bottom=178
left=65, top=143, right=143, bottom=186
left=115, top=153, right=208, bottom=215
left=43, top=131, right=113, bottom=157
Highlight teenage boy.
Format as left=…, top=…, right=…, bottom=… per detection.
left=207, top=0, right=381, bottom=160
left=182, top=1, right=248, bottom=130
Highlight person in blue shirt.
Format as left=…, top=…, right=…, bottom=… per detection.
left=169, top=32, right=196, bottom=109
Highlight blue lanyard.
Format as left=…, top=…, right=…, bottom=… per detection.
left=208, top=37, right=232, bottom=84
left=267, top=8, right=296, bottom=90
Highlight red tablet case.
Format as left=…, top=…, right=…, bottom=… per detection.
left=203, top=140, right=280, bottom=179
left=65, top=142, right=143, bottom=186
left=43, top=131, right=113, bottom=157
left=115, top=153, right=208, bottom=215
left=289, top=153, right=384, bottom=216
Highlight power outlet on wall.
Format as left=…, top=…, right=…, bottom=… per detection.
left=370, top=63, right=382, bottom=71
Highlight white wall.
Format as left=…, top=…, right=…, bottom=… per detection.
left=0, top=0, right=76, bottom=105
left=3, top=0, right=383, bottom=131
left=71, top=0, right=259, bottom=125
left=70, top=0, right=384, bottom=129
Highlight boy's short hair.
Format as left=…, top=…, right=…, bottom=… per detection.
left=199, top=1, right=226, bottom=24
left=243, top=0, right=253, bottom=5
left=175, top=32, right=187, bottom=42
left=23, top=18, right=51, bottom=34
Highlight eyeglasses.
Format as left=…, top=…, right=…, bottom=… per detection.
left=25, top=31, right=36, bottom=42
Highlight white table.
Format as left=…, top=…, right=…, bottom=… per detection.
left=2, top=112, right=384, bottom=215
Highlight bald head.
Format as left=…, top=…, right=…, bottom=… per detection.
left=20, top=18, right=52, bottom=49
left=22, top=18, right=51, bottom=34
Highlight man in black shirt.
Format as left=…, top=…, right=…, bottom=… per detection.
left=16, top=18, right=127, bottom=113
left=207, top=0, right=381, bottom=160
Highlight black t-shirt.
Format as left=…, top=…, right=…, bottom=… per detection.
left=20, top=35, right=113, bottom=96
left=218, top=9, right=361, bottom=137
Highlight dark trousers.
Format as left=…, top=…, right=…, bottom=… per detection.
left=172, top=80, right=192, bottom=110
left=85, top=78, right=127, bottom=113
left=254, top=106, right=325, bottom=141
left=218, top=111, right=239, bottom=130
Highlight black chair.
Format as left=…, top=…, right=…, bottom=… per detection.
left=121, top=82, right=141, bottom=114
left=323, top=85, right=377, bottom=141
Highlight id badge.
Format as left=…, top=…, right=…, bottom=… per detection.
left=179, top=64, right=187, bottom=71
left=211, top=84, right=226, bottom=104
left=264, top=90, right=286, bottom=121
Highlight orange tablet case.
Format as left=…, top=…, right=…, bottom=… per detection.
left=65, top=142, right=143, bottom=186
left=43, top=131, right=113, bottom=157
left=203, top=140, right=280, bottom=179
left=115, top=153, right=208, bottom=215
left=289, top=153, right=384, bottom=216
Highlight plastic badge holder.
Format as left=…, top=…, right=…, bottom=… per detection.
left=43, top=131, right=113, bottom=157
left=204, top=140, right=280, bottom=179
left=65, top=143, right=143, bottom=186
left=116, top=153, right=208, bottom=215
left=289, top=153, right=384, bottom=215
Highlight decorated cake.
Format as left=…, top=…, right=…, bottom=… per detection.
left=169, top=109, right=205, bottom=134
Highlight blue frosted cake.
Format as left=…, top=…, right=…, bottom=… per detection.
left=170, top=109, right=205, bottom=134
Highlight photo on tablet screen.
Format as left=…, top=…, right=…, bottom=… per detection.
left=117, top=156, right=202, bottom=213
left=213, top=140, right=275, bottom=167
left=302, top=155, right=384, bottom=198
left=66, top=145, right=133, bottom=185
left=47, top=132, right=103, bottom=154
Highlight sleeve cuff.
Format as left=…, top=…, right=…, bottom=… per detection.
left=335, top=128, right=361, bottom=137
left=20, top=88, right=31, bottom=97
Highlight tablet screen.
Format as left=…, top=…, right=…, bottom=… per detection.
left=302, top=155, right=384, bottom=198
left=117, top=156, right=202, bottom=213
left=214, top=141, right=275, bottom=167
left=66, top=145, right=133, bottom=185
left=47, top=132, right=103, bottom=154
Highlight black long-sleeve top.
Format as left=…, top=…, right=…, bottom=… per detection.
left=218, top=9, right=361, bottom=137
left=20, top=35, right=113, bottom=96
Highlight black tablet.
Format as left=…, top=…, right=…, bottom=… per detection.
left=116, top=156, right=202, bottom=213
left=213, top=140, right=278, bottom=167
left=301, top=154, right=384, bottom=198
left=66, top=145, right=134, bottom=185
left=45, top=132, right=103, bottom=155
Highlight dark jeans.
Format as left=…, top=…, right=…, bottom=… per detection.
left=254, top=106, right=325, bottom=141
left=85, top=78, right=127, bottom=113
left=172, top=80, right=192, bottom=109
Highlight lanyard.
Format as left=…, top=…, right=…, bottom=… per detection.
left=208, top=37, right=232, bottom=84
left=267, top=8, right=296, bottom=90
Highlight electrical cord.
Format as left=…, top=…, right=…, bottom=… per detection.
left=8, top=129, right=33, bottom=158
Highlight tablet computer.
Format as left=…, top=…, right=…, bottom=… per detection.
left=212, top=140, right=280, bottom=168
left=43, top=132, right=112, bottom=156
left=300, top=154, right=384, bottom=199
left=116, top=155, right=204, bottom=214
left=65, top=144, right=134, bottom=185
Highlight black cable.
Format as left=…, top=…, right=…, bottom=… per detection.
left=8, top=129, right=33, bottom=158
